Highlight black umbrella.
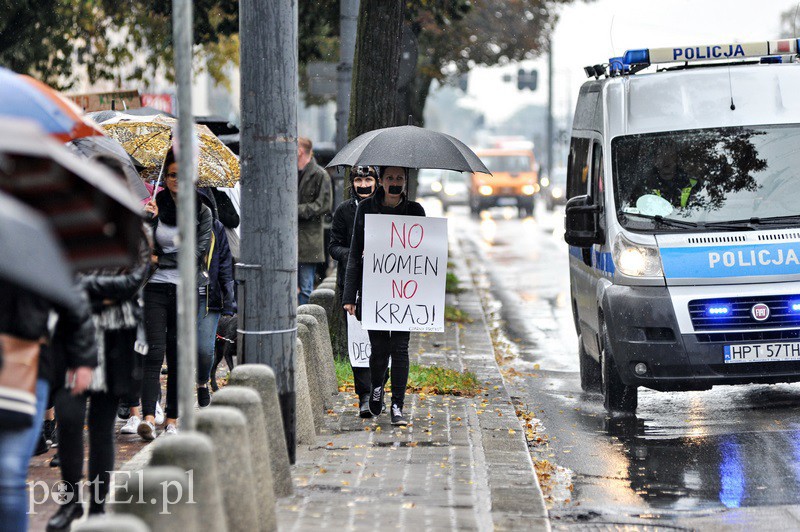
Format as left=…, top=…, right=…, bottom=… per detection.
left=327, top=125, right=491, bottom=174
left=0, top=190, right=77, bottom=309
left=67, top=136, right=150, bottom=201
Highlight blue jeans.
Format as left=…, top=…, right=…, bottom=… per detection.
left=197, top=300, right=221, bottom=385
left=0, top=379, right=49, bottom=532
left=298, top=263, right=317, bottom=306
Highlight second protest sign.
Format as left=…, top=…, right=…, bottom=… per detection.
left=361, top=214, right=447, bottom=332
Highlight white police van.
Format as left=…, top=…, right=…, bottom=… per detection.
left=565, top=39, right=800, bottom=413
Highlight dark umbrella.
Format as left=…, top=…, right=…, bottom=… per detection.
left=0, top=190, right=78, bottom=309
left=67, top=136, right=150, bottom=201
left=326, top=125, right=491, bottom=174
left=0, top=118, right=144, bottom=271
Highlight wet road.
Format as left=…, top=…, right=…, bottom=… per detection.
left=434, top=200, right=800, bottom=530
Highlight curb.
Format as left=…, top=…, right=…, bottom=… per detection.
left=449, top=234, right=551, bottom=531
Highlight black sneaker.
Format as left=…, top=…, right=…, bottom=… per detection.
left=34, top=431, right=50, bottom=456
left=359, top=395, right=372, bottom=418
left=50, top=452, right=60, bottom=468
left=368, top=386, right=384, bottom=416
left=390, top=404, right=408, bottom=426
left=197, top=386, right=211, bottom=408
left=44, top=419, right=58, bottom=447
left=117, top=404, right=131, bottom=420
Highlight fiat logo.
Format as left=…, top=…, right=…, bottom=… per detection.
left=751, top=303, right=770, bottom=321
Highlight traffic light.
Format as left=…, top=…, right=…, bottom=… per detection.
left=517, top=69, right=538, bottom=91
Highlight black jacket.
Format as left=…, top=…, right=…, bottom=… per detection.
left=205, top=219, right=236, bottom=314
left=328, top=197, right=360, bottom=292
left=342, top=189, right=426, bottom=306
left=149, top=190, right=213, bottom=287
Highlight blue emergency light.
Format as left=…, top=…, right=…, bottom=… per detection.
left=789, top=301, right=800, bottom=312
left=603, top=38, right=800, bottom=77
left=706, top=305, right=731, bottom=316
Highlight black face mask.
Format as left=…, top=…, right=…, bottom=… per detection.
left=388, top=185, right=404, bottom=195
left=355, top=186, right=374, bottom=196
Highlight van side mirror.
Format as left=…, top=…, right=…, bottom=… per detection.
left=564, top=195, right=604, bottom=247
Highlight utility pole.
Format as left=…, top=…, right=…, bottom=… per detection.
left=173, top=0, right=197, bottom=431
left=546, top=38, right=554, bottom=183
left=239, top=0, right=298, bottom=461
left=334, top=0, right=359, bottom=205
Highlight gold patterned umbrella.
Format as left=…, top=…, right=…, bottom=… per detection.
left=100, top=114, right=239, bottom=188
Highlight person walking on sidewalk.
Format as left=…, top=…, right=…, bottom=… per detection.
left=342, top=166, right=425, bottom=426
left=139, top=149, right=212, bottom=440
left=47, top=233, right=150, bottom=528
left=329, top=166, right=378, bottom=418
left=297, top=137, right=332, bottom=305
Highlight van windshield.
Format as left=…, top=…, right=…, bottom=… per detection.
left=481, top=155, right=533, bottom=173
left=612, top=125, right=800, bottom=231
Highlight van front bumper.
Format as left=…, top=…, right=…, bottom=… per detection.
left=602, top=285, right=800, bottom=391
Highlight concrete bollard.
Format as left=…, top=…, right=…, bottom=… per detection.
left=112, top=466, right=196, bottom=532
left=147, top=433, right=227, bottom=532
left=294, top=336, right=317, bottom=443
left=212, top=386, right=277, bottom=532
left=298, top=304, right=339, bottom=393
left=196, top=407, right=259, bottom=532
left=318, top=282, right=336, bottom=292
left=228, top=364, right=293, bottom=497
left=296, top=313, right=338, bottom=405
left=72, top=514, right=149, bottom=532
left=322, top=275, right=337, bottom=285
left=296, top=323, right=324, bottom=430
left=309, top=288, right=336, bottom=334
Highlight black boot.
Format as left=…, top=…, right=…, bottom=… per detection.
left=359, top=395, right=372, bottom=418
left=44, top=419, right=58, bottom=447
left=46, top=500, right=83, bottom=531
left=34, top=430, right=50, bottom=456
left=49, top=452, right=60, bottom=468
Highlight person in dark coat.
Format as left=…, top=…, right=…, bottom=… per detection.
left=329, top=166, right=378, bottom=417
left=47, top=233, right=150, bottom=527
left=342, top=166, right=425, bottom=426
left=138, top=150, right=213, bottom=440
left=197, top=190, right=236, bottom=404
left=297, top=137, right=332, bottom=305
left=0, top=282, right=96, bottom=532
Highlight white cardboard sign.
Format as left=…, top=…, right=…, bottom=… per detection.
left=347, top=313, right=373, bottom=368
left=361, top=214, right=448, bottom=332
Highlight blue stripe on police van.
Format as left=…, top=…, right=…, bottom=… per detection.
left=568, top=246, right=614, bottom=276
left=660, top=242, right=800, bottom=279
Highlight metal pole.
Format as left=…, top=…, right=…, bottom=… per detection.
left=546, top=38, right=554, bottom=183
left=173, top=0, right=197, bottom=431
left=239, top=0, right=298, bottom=461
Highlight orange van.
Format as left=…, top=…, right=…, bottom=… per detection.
left=470, top=149, right=538, bottom=216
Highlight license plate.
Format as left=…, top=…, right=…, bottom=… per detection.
left=497, top=197, right=517, bottom=206
left=723, top=342, right=800, bottom=363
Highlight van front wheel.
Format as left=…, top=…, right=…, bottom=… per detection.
left=600, top=321, right=637, bottom=413
left=578, top=335, right=601, bottom=392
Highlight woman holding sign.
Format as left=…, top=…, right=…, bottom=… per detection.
left=330, top=166, right=379, bottom=418
left=343, top=166, right=425, bottom=426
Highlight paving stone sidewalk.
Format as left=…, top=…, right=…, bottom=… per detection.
left=277, top=236, right=549, bottom=531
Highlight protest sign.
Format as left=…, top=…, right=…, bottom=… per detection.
left=361, top=214, right=448, bottom=332
left=347, top=313, right=372, bottom=368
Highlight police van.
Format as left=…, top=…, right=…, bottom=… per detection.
left=565, top=39, right=800, bottom=413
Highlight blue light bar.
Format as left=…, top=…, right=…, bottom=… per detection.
left=623, top=49, right=650, bottom=66
left=707, top=305, right=731, bottom=316
left=789, top=301, right=800, bottom=312
left=609, top=56, right=624, bottom=74
left=761, top=56, right=783, bottom=64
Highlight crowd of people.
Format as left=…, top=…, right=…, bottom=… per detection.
left=0, top=129, right=423, bottom=531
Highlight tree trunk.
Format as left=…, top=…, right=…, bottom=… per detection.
left=348, top=0, right=405, bottom=140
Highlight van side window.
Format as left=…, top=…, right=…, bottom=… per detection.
left=567, top=137, right=591, bottom=199
left=590, top=141, right=604, bottom=208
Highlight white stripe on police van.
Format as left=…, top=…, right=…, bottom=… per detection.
left=709, top=248, right=800, bottom=269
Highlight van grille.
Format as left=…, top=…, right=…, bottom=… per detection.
left=758, top=232, right=800, bottom=241
left=686, top=235, right=746, bottom=244
left=695, top=329, right=800, bottom=343
left=689, top=294, right=800, bottom=332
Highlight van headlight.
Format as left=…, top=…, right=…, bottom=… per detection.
left=522, top=184, right=535, bottom=195
left=551, top=186, right=563, bottom=199
left=431, top=181, right=442, bottom=192
left=479, top=185, right=493, bottom=196
left=612, top=233, right=663, bottom=277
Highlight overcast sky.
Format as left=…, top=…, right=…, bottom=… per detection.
left=463, top=0, right=799, bottom=124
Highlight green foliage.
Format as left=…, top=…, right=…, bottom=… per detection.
left=335, top=358, right=481, bottom=396
left=445, top=272, right=463, bottom=294
left=445, top=305, right=471, bottom=323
